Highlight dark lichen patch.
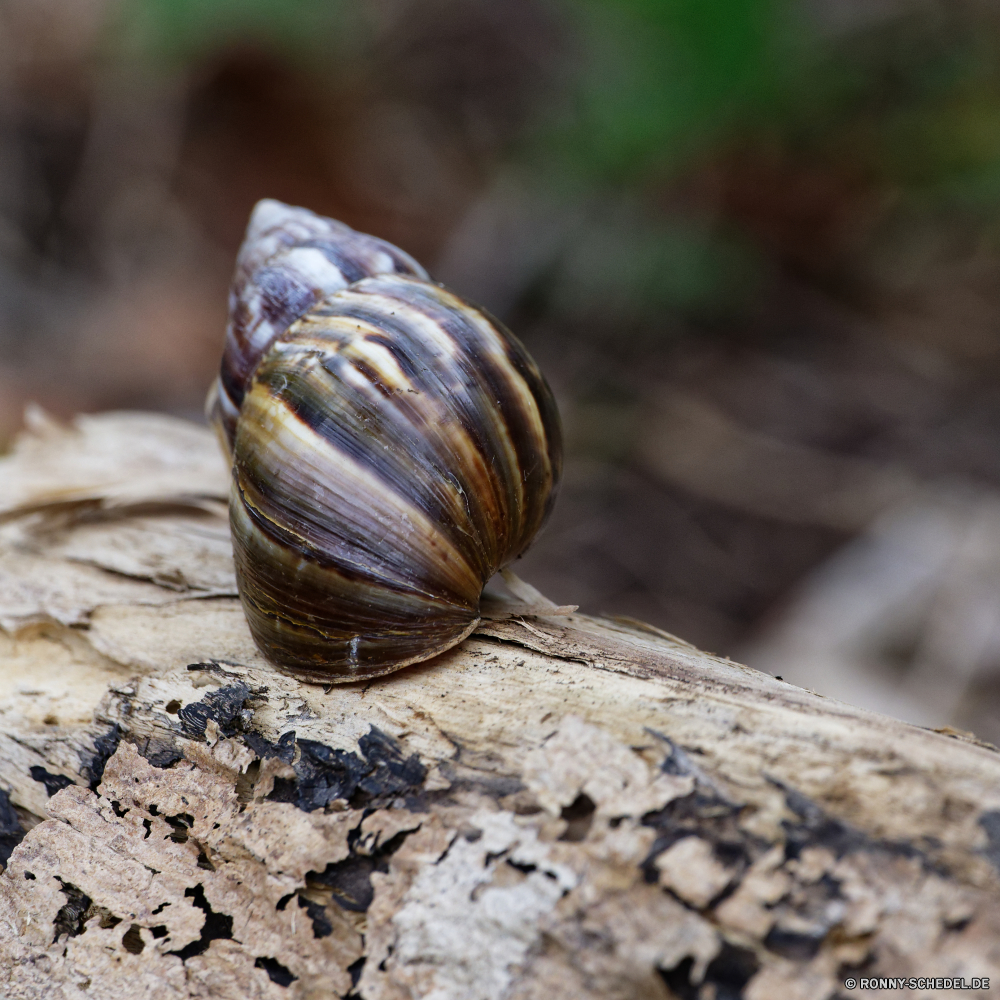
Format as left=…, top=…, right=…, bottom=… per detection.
left=168, top=884, right=233, bottom=961
left=267, top=777, right=300, bottom=805
left=235, top=760, right=261, bottom=805
left=29, top=766, right=75, bottom=797
left=641, top=790, right=761, bottom=885
left=658, top=955, right=698, bottom=1000
left=163, top=813, right=194, bottom=843
left=266, top=725, right=427, bottom=813
left=255, top=956, right=297, bottom=986
left=285, top=740, right=367, bottom=812
left=776, top=781, right=924, bottom=866
left=52, top=878, right=92, bottom=942
left=779, top=784, right=871, bottom=861
left=559, top=793, right=595, bottom=842
left=978, top=811, right=1000, bottom=872
left=439, top=759, right=524, bottom=801
left=642, top=728, right=771, bottom=888
left=646, top=729, right=703, bottom=779
left=310, top=826, right=418, bottom=913
left=753, top=870, right=846, bottom=957
left=765, top=924, right=825, bottom=961
left=86, top=905, right=122, bottom=930
left=136, top=737, right=183, bottom=770
left=243, top=730, right=295, bottom=763
left=177, top=682, right=252, bottom=739
left=347, top=956, right=365, bottom=990
left=82, top=723, right=121, bottom=791
left=507, top=859, right=538, bottom=875
left=0, top=788, right=26, bottom=866
left=121, top=924, right=145, bottom=954
left=661, top=941, right=760, bottom=1000
left=297, top=894, right=333, bottom=938
left=309, top=855, right=381, bottom=912
left=704, top=942, right=760, bottom=999
left=354, top=728, right=427, bottom=802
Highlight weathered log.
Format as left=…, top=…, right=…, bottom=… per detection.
left=0, top=410, right=999, bottom=999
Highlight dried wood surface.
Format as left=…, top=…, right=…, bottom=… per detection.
left=1, top=410, right=999, bottom=1000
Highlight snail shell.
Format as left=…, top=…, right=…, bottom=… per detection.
left=208, top=199, right=428, bottom=457
left=210, top=200, right=562, bottom=682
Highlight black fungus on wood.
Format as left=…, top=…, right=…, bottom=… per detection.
left=82, top=724, right=122, bottom=791
left=167, top=884, right=233, bottom=961
left=29, top=766, right=76, bottom=797
left=243, top=730, right=295, bottom=763
left=52, top=878, right=92, bottom=943
left=264, top=726, right=427, bottom=813
left=309, top=826, right=419, bottom=913
left=136, top=740, right=184, bottom=770
left=660, top=942, right=760, bottom=1000
left=0, top=788, right=26, bottom=866
left=177, top=683, right=252, bottom=739
left=255, top=956, right=297, bottom=986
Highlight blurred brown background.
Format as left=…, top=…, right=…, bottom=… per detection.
left=5, top=0, right=1000, bottom=739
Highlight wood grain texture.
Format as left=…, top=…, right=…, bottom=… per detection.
left=1, top=412, right=999, bottom=999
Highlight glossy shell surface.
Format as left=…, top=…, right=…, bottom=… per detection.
left=214, top=202, right=562, bottom=681
left=208, top=199, right=427, bottom=457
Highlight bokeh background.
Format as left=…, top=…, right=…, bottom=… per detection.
left=5, top=0, right=1000, bottom=739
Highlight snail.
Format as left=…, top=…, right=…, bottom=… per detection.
left=207, top=199, right=562, bottom=682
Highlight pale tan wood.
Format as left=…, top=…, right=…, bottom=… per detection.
left=0, top=412, right=998, bottom=999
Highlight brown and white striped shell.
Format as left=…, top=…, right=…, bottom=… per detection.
left=209, top=200, right=562, bottom=682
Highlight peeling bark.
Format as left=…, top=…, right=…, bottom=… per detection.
left=1, top=412, right=999, bottom=999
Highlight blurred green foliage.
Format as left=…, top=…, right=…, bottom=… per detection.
left=539, top=1, right=1000, bottom=315
left=108, top=0, right=1000, bottom=207
left=107, top=0, right=1000, bottom=316
left=540, top=0, right=802, bottom=184
left=849, top=21, right=1000, bottom=218
left=113, top=0, right=352, bottom=67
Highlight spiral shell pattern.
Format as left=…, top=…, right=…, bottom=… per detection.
left=208, top=199, right=427, bottom=457
left=213, top=202, right=562, bottom=681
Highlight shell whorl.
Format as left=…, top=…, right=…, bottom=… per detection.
left=208, top=199, right=427, bottom=457
left=213, top=201, right=562, bottom=682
